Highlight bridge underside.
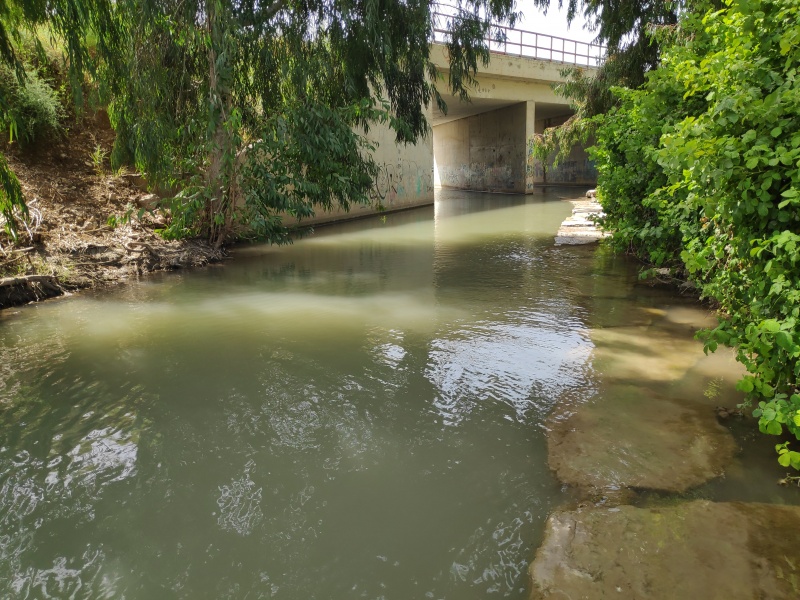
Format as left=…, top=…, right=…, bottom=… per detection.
left=429, top=43, right=597, bottom=195
left=293, top=45, right=597, bottom=226
left=432, top=99, right=594, bottom=193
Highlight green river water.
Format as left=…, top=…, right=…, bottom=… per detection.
left=1, top=189, right=797, bottom=599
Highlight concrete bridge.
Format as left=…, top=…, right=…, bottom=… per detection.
left=302, top=20, right=604, bottom=225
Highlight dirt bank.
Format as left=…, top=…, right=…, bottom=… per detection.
left=0, top=113, right=222, bottom=309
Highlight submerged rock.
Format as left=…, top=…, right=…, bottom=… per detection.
left=530, top=501, right=800, bottom=599
left=547, top=318, right=742, bottom=495
left=548, top=389, right=736, bottom=494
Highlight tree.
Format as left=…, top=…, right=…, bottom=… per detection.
left=518, top=0, right=709, bottom=117
left=108, top=0, right=518, bottom=248
left=0, top=0, right=119, bottom=243
left=522, top=0, right=696, bottom=177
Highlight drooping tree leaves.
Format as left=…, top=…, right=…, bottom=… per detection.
left=531, top=0, right=718, bottom=115
left=0, top=0, right=121, bottom=243
left=109, top=0, right=518, bottom=248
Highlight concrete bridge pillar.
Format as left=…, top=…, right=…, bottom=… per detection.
left=432, top=102, right=530, bottom=194
left=525, top=101, right=536, bottom=193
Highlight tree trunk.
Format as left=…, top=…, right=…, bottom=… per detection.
left=206, top=1, right=235, bottom=250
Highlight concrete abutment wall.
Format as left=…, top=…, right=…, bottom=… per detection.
left=284, top=115, right=435, bottom=227
left=433, top=103, right=528, bottom=193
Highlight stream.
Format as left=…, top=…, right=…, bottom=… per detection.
left=1, top=188, right=797, bottom=599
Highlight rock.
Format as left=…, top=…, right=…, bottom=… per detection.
left=547, top=318, right=741, bottom=495
left=137, top=193, right=159, bottom=208
left=548, top=388, right=736, bottom=494
left=586, top=188, right=597, bottom=198
left=530, top=501, right=800, bottom=599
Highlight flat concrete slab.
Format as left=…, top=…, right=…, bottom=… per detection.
left=530, top=501, right=800, bottom=599
left=554, top=199, right=610, bottom=245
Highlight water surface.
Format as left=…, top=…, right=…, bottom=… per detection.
left=1, top=189, right=796, bottom=599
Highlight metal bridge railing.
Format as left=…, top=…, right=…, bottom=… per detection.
left=432, top=12, right=605, bottom=67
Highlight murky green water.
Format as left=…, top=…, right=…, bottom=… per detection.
left=1, top=189, right=797, bottom=599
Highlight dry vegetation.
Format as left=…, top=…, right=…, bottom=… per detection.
left=0, top=111, right=222, bottom=308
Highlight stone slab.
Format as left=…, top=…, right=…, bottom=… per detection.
left=547, top=320, right=740, bottom=495
left=555, top=199, right=609, bottom=245
left=530, top=501, right=800, bottom=599
left=548, top=388, right=736, bottom=494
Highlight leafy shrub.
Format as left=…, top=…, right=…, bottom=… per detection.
left=0, top=152, right=26, bottom=241
left=593, top=0, right=800, bottom=465
left=0, top=63, right=65, bottom=145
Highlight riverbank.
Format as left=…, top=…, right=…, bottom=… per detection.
left=0, top=114, right=222, bottom=309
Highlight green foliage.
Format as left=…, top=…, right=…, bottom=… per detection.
left=529, top=113, right=595, bottom=175
left=0, top=151, right=25, bottom=241
left=89, top=143, right=108, bottom=175
left=776, top=442, right=800, bottom=471
left=0, top=1, right=119, bottom=109
left=0, top=62, right=64, bottom=144
left=590, top=71, right=703, bottom=268
left=0, top=0, right=120, bottom=246
left=537, top=0, right=704, bottom=117
left=108, top=0, right=517, bottom=248
left=593, top=0, right=800, bottom=468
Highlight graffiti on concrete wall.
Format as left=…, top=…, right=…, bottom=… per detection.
left=482, top=163, right=516, bottom=190
left=371, top=160, right=433, bottom=207
left=438, top=162, right=518, bottom=191
left=525, top=139, right=536, bottom=190
left=439, top=164, right=470, bottom=189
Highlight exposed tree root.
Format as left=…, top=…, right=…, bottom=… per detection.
left=0, top=274, right=64, bottom=308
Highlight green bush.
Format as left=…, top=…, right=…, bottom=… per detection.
left=0, top=63, right=65, bottom=145
left=590, top=78, right=703, bottom=269
left=0, top=151, right=25, bottom=241
left=593, top=0, right=800, bottom=465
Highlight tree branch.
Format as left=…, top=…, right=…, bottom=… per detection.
left=263, top=0, right=288, bottom=21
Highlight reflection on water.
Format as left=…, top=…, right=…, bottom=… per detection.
left=0, top=188, right=797, bottom=599
left=217, top=460, right=263, bottom=536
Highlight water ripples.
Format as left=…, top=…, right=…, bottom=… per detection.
left=426, top=315, right=593, bottom=426
left=217, top=460, right=263, bottom=536
left=0, top=191, right=608, bottom=598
